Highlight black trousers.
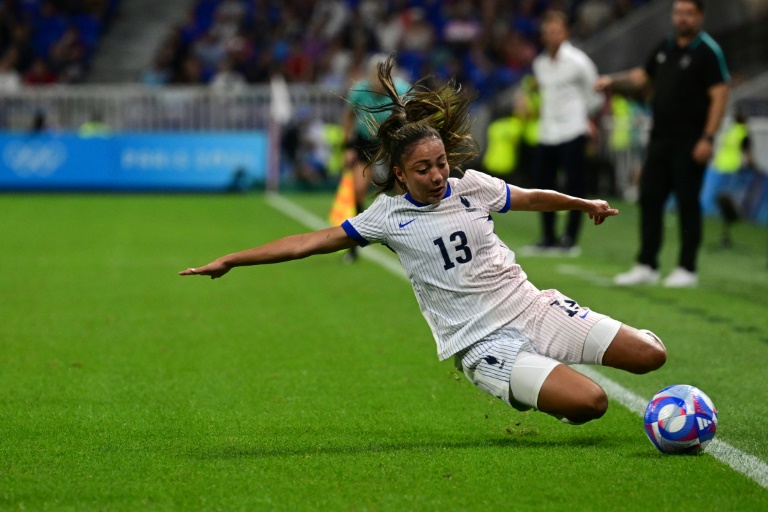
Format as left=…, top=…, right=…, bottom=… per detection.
left=637, top=138, right=706, bottom=272
left=535, top=135, right=586, bottom=245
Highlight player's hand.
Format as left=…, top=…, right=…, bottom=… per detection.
left=179, top=260, right=231, bottom=279
left=585, top=199, right=619, bottom=225
left=594, top=76, right=613, bottom=92
left=692, top=138, right=714, bottom=164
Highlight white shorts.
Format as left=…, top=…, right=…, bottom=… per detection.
left=514, top=288, right=612, bottom=363
left=454, top=298, right=621, bottom=411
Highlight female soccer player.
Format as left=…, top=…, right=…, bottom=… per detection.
left=180, top=58, right=666, bottom=425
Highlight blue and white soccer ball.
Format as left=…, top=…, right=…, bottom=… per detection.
left=643, top=384, right=718, bottom=454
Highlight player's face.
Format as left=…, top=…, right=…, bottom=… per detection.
left=394, top=136, right=449, bottom=204
left=672, top=1, right=703, bottom=38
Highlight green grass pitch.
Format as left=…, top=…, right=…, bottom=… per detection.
left=1, top=192, right=767, bottom=511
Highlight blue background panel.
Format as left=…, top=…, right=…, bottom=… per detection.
left=0, top=132, right=268, bottom=191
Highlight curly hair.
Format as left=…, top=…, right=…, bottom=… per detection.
left=356, top=55, right=479, bottom=195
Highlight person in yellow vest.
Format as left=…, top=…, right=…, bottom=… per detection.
left=517, top=75, right=540, bottom=189
left=700, top=108, right=753, bottom=216
left=482, top=106, right=524, bottom=183
left=322, top=123, right=345, bottom=178
left=608, top=93, right=634, bottom=199
left=79, top=112, right=111, bottom=137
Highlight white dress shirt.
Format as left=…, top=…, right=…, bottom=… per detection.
left=533, top=40, right=601, bottom=145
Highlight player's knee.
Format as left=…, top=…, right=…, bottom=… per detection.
left=583, top=388, right=609, bottom=420
left=635, top=330, right=667, bottom=374
left=564, top=388, right=608, bottom=424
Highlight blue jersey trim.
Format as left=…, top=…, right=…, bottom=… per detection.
left=341, top=220, right=369, bottom=247
left=404, top=183, right=452, bottom=207
left=497, top=185, right=511, bottom=213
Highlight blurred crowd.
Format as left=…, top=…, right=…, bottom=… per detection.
left=0, top=0, right=120, bottom=90
left=145, top=0, right=648, bottom=99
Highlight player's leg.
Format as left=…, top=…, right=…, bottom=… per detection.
left=516, top=288, right=667, bottom=375
left=511, top=351, right=608, bottom=424
left=599, top=323, right=667, bottom=374
left=455, top=331, right=608, bottom=425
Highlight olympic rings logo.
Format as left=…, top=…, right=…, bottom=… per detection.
left=2, top=140, right=68, bottom=177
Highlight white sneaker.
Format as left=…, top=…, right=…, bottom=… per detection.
left=663, top=267, right=698, bottom=288
left=613, top=264, right=660, bottom=286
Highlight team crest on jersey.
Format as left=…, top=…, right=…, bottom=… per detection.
left=657, top=51, right=666, bottom=64
left=460, top=196, right=478, bottom=212
left=679, top=55, right=691, bottom=69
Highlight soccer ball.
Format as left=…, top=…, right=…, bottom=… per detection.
left=643, top=384, right=718, bottom=454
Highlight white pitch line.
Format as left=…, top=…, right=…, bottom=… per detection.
left=577, top=366, right=768, bottom=489
left=266, top=193, right=768, bottom=490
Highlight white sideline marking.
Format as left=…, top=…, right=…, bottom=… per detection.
left=556, top=264, right=613, bottom=287
left=267, top=193, right=768, bottom=490
left=577, top=366, right=768, bottom=489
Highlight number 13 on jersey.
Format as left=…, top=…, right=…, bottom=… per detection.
left=433, top=231, right=473, bottom=270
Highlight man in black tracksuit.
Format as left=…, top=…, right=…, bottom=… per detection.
left=597, top=0, right=729, bottom=287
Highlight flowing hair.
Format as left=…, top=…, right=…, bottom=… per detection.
left=356, top=56, right=479, bottom=195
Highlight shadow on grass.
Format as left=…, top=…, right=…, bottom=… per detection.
left=192, top=433, right=619, bottom=460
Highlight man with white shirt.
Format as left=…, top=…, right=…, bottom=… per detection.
left=530, top=10, right=601, bottom=254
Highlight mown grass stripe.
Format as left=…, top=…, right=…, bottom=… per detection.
left=268, top=192, right=768, bottom=491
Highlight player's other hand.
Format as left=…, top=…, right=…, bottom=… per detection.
left=179, top=260, right=231, bottom=279
left=585, top=199, right=619, bottom=225
left=594, top=76, right=612, bottom=92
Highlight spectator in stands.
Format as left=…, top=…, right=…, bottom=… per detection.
left=576, top=0, right=615, bottom=39
left=49, top=26, right=87, bottom=83
left=599, top=0, right=730, bottom=288
left=23, top=57, right=57, bottom=84
left=146, top=0, right=652, bottom=103
left=176, top=55, right=203, bottom=84
left=0, top=47, right=21, bottom=92
left=142, top=52, right=172, bottom=86
left=210, top=57, right=246, bottom=93
left=193, top=30, right=226, bottom=79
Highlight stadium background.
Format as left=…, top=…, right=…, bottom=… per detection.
left=0, top=0, right=766, bottom=215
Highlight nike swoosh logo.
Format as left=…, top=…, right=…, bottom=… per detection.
left=579, top=309, right=589, bottom=319
left=399, top=219, right=417, bottom=228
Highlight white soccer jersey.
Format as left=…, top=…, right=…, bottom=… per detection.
left=342, top=169, right=540, bottom=360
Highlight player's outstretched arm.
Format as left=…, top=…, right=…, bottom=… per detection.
left=509, top=186, right=619, bottom=225
left=179, top=226, right=358, bottom=279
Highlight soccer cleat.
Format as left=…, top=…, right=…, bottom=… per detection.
left=613, top=264, right=660, bottom=286
left=663, top=267, right=698, bottom=288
